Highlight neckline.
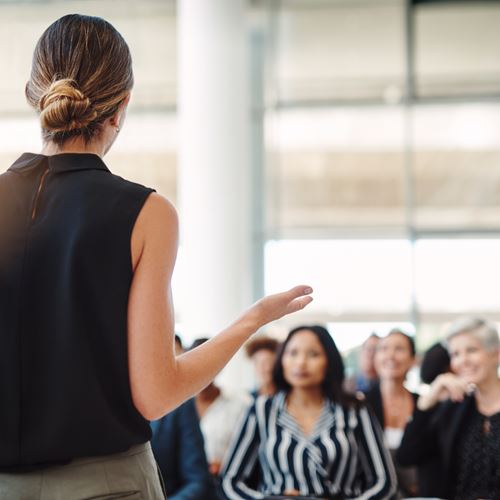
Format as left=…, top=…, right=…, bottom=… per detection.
left=278, top=393, right=333, bottom=440
left=8, top=152, right=109, bottom=175
left=476, top=407, right=500, bottom=420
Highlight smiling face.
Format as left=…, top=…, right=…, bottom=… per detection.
left=448, top=332, right=499, bottom=386
left=282, top=329, right=328, bottom=390
left=375, top=333, right=415, bottom=382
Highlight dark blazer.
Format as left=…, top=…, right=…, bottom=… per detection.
left=364, top=384, right=440, bottom=498
left=151, top=399, right=214, bottom=500
left=396, top=395, right=475, bottom=500
left=364, top=383, right=418, bottom=429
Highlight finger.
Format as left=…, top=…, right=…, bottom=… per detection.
left=285, top=285, right=313, bottom=301
left=459, top=379, right=472, bottom=393
left=453, top=379, right=469, bottom=394
left=449, top=385, right=465, bottom=402
left=286, top=295, right=313, bottom=314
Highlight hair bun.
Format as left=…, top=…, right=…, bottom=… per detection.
left=39, top=79, right=97, bottom=132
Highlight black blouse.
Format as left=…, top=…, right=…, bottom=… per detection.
left=453, top=406, right=500, bottom=500
left=0, top=153, right=154, bottom=470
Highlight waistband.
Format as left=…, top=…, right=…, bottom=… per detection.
left=62, top=442, right=152, bottom=468
left=0, top=442, right=152, bottom=474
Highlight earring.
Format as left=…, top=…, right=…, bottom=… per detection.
left=116, top=126, right=120, bottom=133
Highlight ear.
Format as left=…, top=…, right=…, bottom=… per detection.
left=492, top=347, right=500, bottom=364
left=109, top=93, right=131, bottom=127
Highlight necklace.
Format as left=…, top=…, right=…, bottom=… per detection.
left=483, top=416, right=491, bottom=435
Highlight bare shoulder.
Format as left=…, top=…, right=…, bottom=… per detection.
left=131, top=193, right=178, bottom=269
left=134, top=193, right=178, bottom=240
left=139, top=192, right=178, bottom=229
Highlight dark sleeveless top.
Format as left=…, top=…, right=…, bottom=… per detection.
left=0, top=153, right=155, bottom=470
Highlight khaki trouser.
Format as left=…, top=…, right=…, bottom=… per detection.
left=0, top=442, right=165, bottom=500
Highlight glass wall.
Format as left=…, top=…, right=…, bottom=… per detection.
left=258, top=0, right=500, bottom=350
left=2, top=0, right=499, bottom=352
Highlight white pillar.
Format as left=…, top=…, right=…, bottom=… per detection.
left=177, top=0, right=253, bottom=391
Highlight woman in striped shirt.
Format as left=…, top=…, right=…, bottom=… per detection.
left=221, top=326, right=397, bottom=499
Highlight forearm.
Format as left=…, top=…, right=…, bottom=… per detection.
left=162, top=316, right=256, bottom=412
left=221, top=409, right=263, bottom=500
left=357, top=407, right=397, bottom=499
left=129, top=283, right=312, bottom=420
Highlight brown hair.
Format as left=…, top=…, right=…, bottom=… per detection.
left=26, top=14, right=133, bottom=145
left=245, top=336, right=279, bottom=358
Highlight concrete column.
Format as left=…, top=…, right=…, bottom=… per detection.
left=177, top=0, right=253, bottom=390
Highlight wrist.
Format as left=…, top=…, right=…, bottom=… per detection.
left=417, top=394, right=436, bottom=411
left=231, top=313, right=259, bottom=340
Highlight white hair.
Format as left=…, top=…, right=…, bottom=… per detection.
left=445, top=317, right=500, bottom=352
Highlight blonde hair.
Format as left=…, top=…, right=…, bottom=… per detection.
left=26, top=14, right=133, bottom=145
left=445, top=317, right=500, bottom=352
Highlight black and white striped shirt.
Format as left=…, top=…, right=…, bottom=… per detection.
left=221, top=392, right=397, bottom=499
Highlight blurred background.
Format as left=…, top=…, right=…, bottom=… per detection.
left=2, top=0, right=500, bottom=386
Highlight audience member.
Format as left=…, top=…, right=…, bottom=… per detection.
left=191, top=338, right=247, bottom=477
left=245, top=336, right=279, bottom=399
left=397, top=317, right=500, bottom=499
left=344, top=333, right=380, bottom=393
left=365, top=329, right=418, bottom=498
left=404, top=340, right=451, bottom=498
left=221, top=325, right=396, bottom=499
left=150, top=335, right=214, bottom=499
left=151, top=400, right=213, bottom=500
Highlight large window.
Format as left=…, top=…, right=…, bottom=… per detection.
left=259, top=0, right=500, bottom=350
left=265, top=239, right=412, bottom=316
left=4, top=0, right=500, bottom=352
left=414, top=1, right=500, bottom=97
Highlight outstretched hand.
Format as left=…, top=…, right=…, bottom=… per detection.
left=242, top=285, right=313, bottom=330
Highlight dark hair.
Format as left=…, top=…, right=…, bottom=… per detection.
left=245, top=336, right=279, bottom=358
left=190, top=337, right=209, bottom=350
left=174, top=334, right=183, bottom=349
left=387, top=328, right=416, bottom=357
left=26, top=14, right=133, bottom=145
left=420, top=342, right=450, bottom=384
left=273, top=325, right=358, bottom=407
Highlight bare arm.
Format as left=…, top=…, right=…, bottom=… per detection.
left=128, top=193, right=313, bottom=420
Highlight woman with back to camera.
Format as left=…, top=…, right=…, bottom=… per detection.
left=0, top=14, right=313, bottom=499
left=397, top=317, right=500, bottom=499
left=221, top=325, right=396, bottom=500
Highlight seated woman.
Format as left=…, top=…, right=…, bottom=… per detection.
left=364, top=329, right=418, bottom=498
left=397, top=317, right=500, bottom=500
left=245, top=336, right=279, bottom=399
left=221, top=325, right=396, bottom=500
